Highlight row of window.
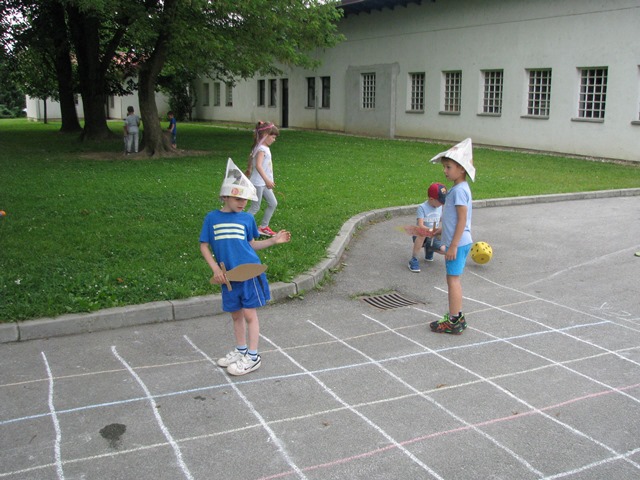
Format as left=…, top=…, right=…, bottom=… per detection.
left=402, top=67, right=611, bottom=120
left=202, top=82, right=234, bottom=107
left=200, top=66, right=627, bottom=123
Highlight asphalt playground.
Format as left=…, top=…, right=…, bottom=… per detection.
left=1, top=191, right=640, bottom=479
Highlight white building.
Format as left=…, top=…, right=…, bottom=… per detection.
left=192, top=0, right=640, bottom=162
left=25, top=91, right=169, bottom=123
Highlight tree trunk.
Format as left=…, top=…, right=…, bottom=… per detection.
left=48, top=1, right=81, bottom=133
left=139, top=0, right=178, bottom=156
left=66, top=5, right=113, bottom=140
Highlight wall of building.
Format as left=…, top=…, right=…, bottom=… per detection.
left=193, top=0, right=640, bottom=162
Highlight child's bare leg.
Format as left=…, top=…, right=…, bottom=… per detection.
left=446, top=274, right=463, bottom=316
left=412, top=236, right=425, bottom=257
left=231, top=310, right=247, bottom=347
left=242, top=308, right=260, bottom=351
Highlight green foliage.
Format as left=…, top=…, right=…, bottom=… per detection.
left=0, top=119, right=638, bottom=321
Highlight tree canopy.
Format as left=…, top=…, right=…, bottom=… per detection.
left=3, top=0, right=344, bottom=154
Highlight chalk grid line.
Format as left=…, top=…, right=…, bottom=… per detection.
left=2, top=281, right=638, bottom=479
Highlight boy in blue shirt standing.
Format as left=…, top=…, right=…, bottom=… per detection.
left=427, top=138, right=475, bottom=334
left=200, top=159, right=291, bottom=375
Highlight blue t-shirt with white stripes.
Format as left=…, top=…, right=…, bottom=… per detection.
left=199, top=210, right=261, bottom=270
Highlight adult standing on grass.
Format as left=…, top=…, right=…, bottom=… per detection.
left=427, top=138, right=475, bottom=335
left=199, top=158, right=291, bottom=376
left=246, top=121, right=281, bottom=237
left=123, top=106, right=141, bottom=154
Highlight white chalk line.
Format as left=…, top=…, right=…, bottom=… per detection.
left=470, top=271, right=640, bottom=337
left=0, top=319, right=631, bottom=428
left=258, top=332, right=446, bottom=480
left=5, top=379, right=638, bottom=480
left=458, top=275, right=640, bottom=368
left=522, top=245, right=639, bottom=288
left=466, top=323, right=640, bottom=472
left=308, top=320, right=543, bottom=477
left=111, top=346, right=194, bottom=480
left=361, top=312, right=640, bottom=474
left=5, top=345, right=639, bottom=479
left=41, top=352, right=65, bottom=480
left=0, top=298, right=538, bottom=391
left=464, top=299, right=640, bottom=407
left=542, top=446, right=640, bottom=479
left=0, top=298, right=557, bottom=392
left=183, top=335, right=308, bottom=480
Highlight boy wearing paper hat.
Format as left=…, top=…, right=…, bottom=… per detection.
left=427, top=138, right=475, bottom=334
left=199, top=159, right=291, bottom=375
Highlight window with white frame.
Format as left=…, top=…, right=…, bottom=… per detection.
left=269, top=79, right=277, bottom=107
left=306, top=77, right=315, bottom=108
left=257, top=80, right=265, bottom=107
left=203, top=82, right=210, bottom=106
left=213, top=82, right=221, bottom=106
left=362, top=73, right=376, bottom=109
left=526, top=69, right=552, bottom=117
left=443, top=71, right=462, bottom=113
left=578, top=67, right=607, bottom=119
left=482, top=70, right=503, bottom=114
left=321, top=76, right=331, bottom=108
left=225, top=83, right=233, bottom=107
left=409, top=72, right=425, bottom=111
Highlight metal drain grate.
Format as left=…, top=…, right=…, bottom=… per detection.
left=360, top=292, right=420, bottom=310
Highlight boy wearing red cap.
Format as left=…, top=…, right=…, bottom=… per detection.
left=408, top=182, right=447, bottom=273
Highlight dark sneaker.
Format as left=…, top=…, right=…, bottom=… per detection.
left=430, top=313, right=467, bottom=334
left=227, top=354, right=261, bottom=376
left=408, top=257, right=420, bottom=272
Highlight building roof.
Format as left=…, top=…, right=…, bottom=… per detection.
left=339, top=0, right=423, bottom=17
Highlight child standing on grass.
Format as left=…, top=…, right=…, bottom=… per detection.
left=167, top=111, right=177, bottom=148
left=427, top=138, right=475, bottom=334
left=123, top=106, right=141, bottom=154
left=246, top=121, right=280, bottom=237
left=408, top=182, right=447, bottom=273
left=200, top=158, right=291, bottom=376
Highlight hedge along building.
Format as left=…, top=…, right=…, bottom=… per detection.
left=192, top=0, right=640, bottom=163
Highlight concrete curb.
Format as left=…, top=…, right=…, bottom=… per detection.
left=4, top=188, right=639, bottom=343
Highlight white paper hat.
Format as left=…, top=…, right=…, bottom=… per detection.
left=429, top=138, right=475, bottom=182
left=219, top=158, right=258, bottom=201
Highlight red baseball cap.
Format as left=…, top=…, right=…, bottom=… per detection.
left=428, top=183, right=447, bottom=204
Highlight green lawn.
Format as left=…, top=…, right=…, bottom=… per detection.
left=1, top=118, right=638, bottom=321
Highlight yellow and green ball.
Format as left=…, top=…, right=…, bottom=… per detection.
left=471, top=241, right=492, bottom=264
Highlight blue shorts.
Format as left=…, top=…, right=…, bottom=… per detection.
left=445, top=243, right=472, bottom=276
left=221, top=274, right=270, bottom=312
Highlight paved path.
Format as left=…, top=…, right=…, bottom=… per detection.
left=1, top=191, right=639, bottom=479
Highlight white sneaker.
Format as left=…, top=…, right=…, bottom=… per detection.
left=217, top=350, right=245, bottom=367
left=227, top=355, right=261, bottom=376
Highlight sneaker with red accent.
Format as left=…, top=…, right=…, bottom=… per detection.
left=258, top=226, right=277, bottom=237
left=430, top=313, right=467, bottom=334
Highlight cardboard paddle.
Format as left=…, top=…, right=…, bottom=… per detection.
left=210, top=263, right=268, bottom=291
left=395, top=223, right=436, bottom=238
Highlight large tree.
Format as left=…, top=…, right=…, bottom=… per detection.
left=129, top=0, right=344, bottom=155
left=3, top=1, right=82, bottom=131
left=5, top=0, right=343, bottom=150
